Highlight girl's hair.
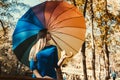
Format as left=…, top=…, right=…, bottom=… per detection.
left=29, top=29, right=49, bottom=61
left=37, top=29, right=48, bottom=41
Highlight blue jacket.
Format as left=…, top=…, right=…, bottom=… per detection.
left=30, top=45, right=59, bottom=79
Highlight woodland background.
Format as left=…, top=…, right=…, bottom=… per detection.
left=0, top=0, right=120, bottom=80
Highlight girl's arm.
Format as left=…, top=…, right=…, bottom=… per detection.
left=43, top=76, right=53, bottom=79
left=57, top=50, right=73, bottom=66
left=29, top=40, right=42, bottom=78
left=33, top=70, right=42, bottom=78
left=29, top=59, right=43, bottom=78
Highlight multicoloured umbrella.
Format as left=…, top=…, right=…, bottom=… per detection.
left=12, top=1, right=86, bottom=66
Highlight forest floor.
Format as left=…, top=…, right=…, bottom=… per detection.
left=109, top=78, right=120, bottom=80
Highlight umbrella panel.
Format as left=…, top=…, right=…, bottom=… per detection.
left=51, top=32, right=83, bottom=53
left=14, top=35, right=37, bottom=66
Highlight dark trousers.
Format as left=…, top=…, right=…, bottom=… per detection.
left=113, top=77, right=116, bottom=80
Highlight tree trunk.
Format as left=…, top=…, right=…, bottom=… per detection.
left=72, top=1, right=88, bottom=79
left=91, top=48, right=96, bottom=80
left=83, top=0, right=88, bottom=17
left=102, top=49, right=107, bottom=80
left=104, top=0, right=110, bottom=79
left=98, top=55, right=101, bottom=80
left=105, top=42, right=110, bottom=80
left=81, top=42, right=88, bottom=80
left=90, top=0, right=96, bottom=79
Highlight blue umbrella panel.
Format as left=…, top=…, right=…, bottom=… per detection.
left=12, top=8, right=44, bottom=66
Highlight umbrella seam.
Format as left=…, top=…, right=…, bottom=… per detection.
left=51, top=26, right=86, bottom=30
left=51, top=30, right=85, bottom=41
left=13, top=29, right=39, bottom=37
left=51, top=37, right=62, bottom=51
left=32, top=2, right=46, bottom=28
left=19, top=19, right=44, bottom=28
left=48, top=7, right=75, bottom=28
left=51, top=33, right=80, bottom=52
left=46, top=1, right=62, bottom=28
left=49, top=17, right=84, bottom=28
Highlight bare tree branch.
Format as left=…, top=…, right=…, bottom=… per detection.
left=83, top=0, right=88, bottom=17
left=72, top=0, right=77, bottom=6
left=0, top=20, right=6, bottom=35
left=90, top=0, right=96, bottom=80
left=81, top=41, right=88, bottom=80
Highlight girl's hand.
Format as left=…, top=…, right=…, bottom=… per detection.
left=57, top=50, right=73, bottom=66
left=43, top=76, right=53, bottom=79
left=61, top=50, right=73, bottom=59
left=36, top=75, right=42, bottom=78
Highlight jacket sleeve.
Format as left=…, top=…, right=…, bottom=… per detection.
left=29, top=59, right=37, bottom=71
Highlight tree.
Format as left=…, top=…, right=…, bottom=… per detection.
left=71, top=0, right=88, bottom=80
left=81, top=42, right=88, bottom=80
left=89, top=0, right=96, bottom=79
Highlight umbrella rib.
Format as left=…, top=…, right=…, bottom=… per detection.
left=48, top=7, right=75, bottom=28
left=51, top=26, right=86, bottom=30
left=46, top=1, right=62, bottom=27
left=51, top=33, right=78, bottom=53
left=51, top=36, right=62, bottom=51
left=51, top=30, right=85, bottom=41
left=49, top=17, right=82, bottom=28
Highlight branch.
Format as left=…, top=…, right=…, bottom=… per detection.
left=72, top=0, right=77, bottom=6
left=0, top=20, right=6, bottom=35
left=83, top=0, right=88, bottom=17
left=105, top=0, right=114, bottom=19
left=81, top=41, right=85, bottom=52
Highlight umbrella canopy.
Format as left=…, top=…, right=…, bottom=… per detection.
left=12, top=1, right=86, bottom=66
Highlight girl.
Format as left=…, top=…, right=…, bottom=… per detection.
left=29, top=29, right=69, bottom=80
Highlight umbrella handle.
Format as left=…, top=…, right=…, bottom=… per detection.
left=66, top=52, right=73, bottom=58
left=58, top=51, right=73, bottom=66
left=61, top=50, right=73, bottom=59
